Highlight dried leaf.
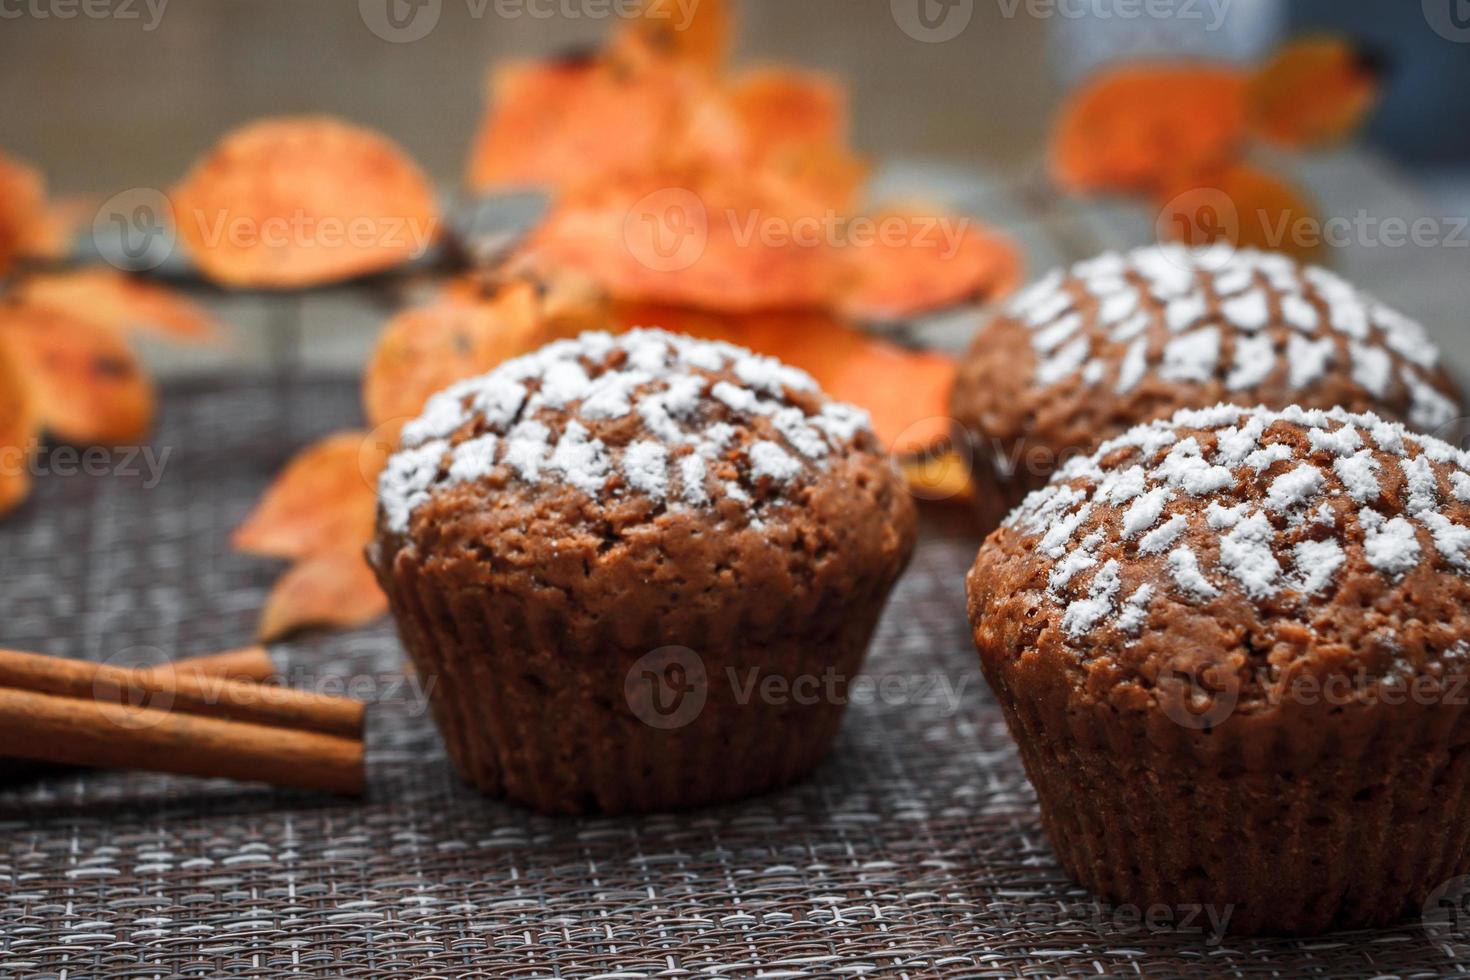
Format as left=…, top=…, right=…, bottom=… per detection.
left=1249, top=37, right=1381, bottom=150
left=0, top=304, right=154, bottom=446
left=257, top=551, right=387, bottom=642
left=613, top=305, right=957, bottom=453
left=1158, top=163, right=1320, bottom=259
left=841, top=208, right=1023, bottom=321
left=466, top=55, right=695, bottom=193
left=0, top=340, right=39, bottom=516
left=686, top=68, right=847, bottom=169
left=1051, top=65, right=1248, bottom=195
left=612, top=0, right=731, bottom=74
left=362, top=276, right=552, bottom=436
left=233, top=431, right=389, bottom=560
left=527, top=167, right=848, bottom=312
left=14, top=269, right=220, bottom=342
left=0, top=152, right=55, bottom=276
left=171, top=116, right=440, bottom=288
left=900, top=448, right=974, bottom=503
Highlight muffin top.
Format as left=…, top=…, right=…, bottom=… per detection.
left=951, top=245, right=1462, bottom=465
left=969, top=404, right=1470, bottom=709
left=377, top=328, right=884, bottom=537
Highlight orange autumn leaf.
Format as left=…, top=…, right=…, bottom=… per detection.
left=1051, top=65, right=1248, bottom=195
left=726, top=68, right=845, bottom=152
left=841, top=208, right=1023, bottom=321
left=614, top=305, right=957, bottom=453
left=13, top=268, right=220, bottom=342
left=257, top=551, right=387, bottom=642
left=363, top=276, right=553, bottom=437
left=233, top=431, right=389, bottom=560
left=0, top=340, right=39, bottom=516
left=613, top=0, right=732, bottom=75
left=1158, top=163, right=1319, bottom=259
left=172, top=116, right=440, bottom=289
left=685, top=68, right=847, bottom=170
left=0, top=151, right=63, bottom=276
left=466, top=54, right=695, bottom=193
left=528, top=166, right=848, bottom=313
left=1249, top=37, right=1381, bottom=150
left=0, top=304, right=154, bottom=446
left=901, top=448, right=974, bottom=504
left=778, top=144, right=869, bottom=217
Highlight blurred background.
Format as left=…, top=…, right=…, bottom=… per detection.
left=1, top=0, right=1467, bottom=374
left=4, top=0, right=1470, bottom=187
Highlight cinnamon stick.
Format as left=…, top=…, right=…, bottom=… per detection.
left=154, top=646, right=277, bottom=684
left=0, top=647, right=362, bottom=738
left=0, top=646, right=278, bottom=781
left=0, top=687, right=363, bottom=795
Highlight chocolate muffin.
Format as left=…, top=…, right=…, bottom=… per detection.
left=951, top=245, right=1463, bottom=531
left=967, top=404, right=1470, bottom=935
left=371, top=328, right=916, bottom=814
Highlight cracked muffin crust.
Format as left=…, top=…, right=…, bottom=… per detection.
left=967, top=404, right=1470, bottom=934
left=950, top=245, right=1464, bottom=531
left=371, top=329, right=917, bottom=814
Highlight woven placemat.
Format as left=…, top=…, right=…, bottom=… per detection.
left=1, top=376, right=1467, bottom=978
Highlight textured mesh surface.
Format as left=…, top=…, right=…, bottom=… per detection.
left=0, top=377, right=1467, bottom=977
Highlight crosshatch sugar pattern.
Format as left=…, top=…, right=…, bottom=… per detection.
left=0, top=378, right=1467, bottom=976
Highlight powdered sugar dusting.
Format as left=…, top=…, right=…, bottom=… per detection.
left=1007, top=405, right=1470, bottom=642
left=379, top=329, right=875, bottom=532
left=1005, top=246, right=1452, bottom=426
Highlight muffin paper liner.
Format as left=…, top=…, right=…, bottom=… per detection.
left=987, top=663, right=1470, bottom=935
left=379, top=547, right=900, bottom=815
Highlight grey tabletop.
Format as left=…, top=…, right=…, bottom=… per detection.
left=3, top=158, right=1470, bottom=976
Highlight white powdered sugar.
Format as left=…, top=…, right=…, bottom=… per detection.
left=1265, top=464, right=1325, bottom=514
left=1006, top=245, right=1454, bottom=427
left=378, top=329, right=875, bottom=532
left=1168, top=546, right=1220, bottom=600
left=1226, top=333, right=1276, bottom=391
left=1060, top=559, right=1122, bottom=638
left=1005, top=405, right=1470, bottom=643
left=1116, top=583, right=1155, bottom=636
left=1159, top=327, right=1220, bottom=383
left=748, top=441, right=802, bottom=483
